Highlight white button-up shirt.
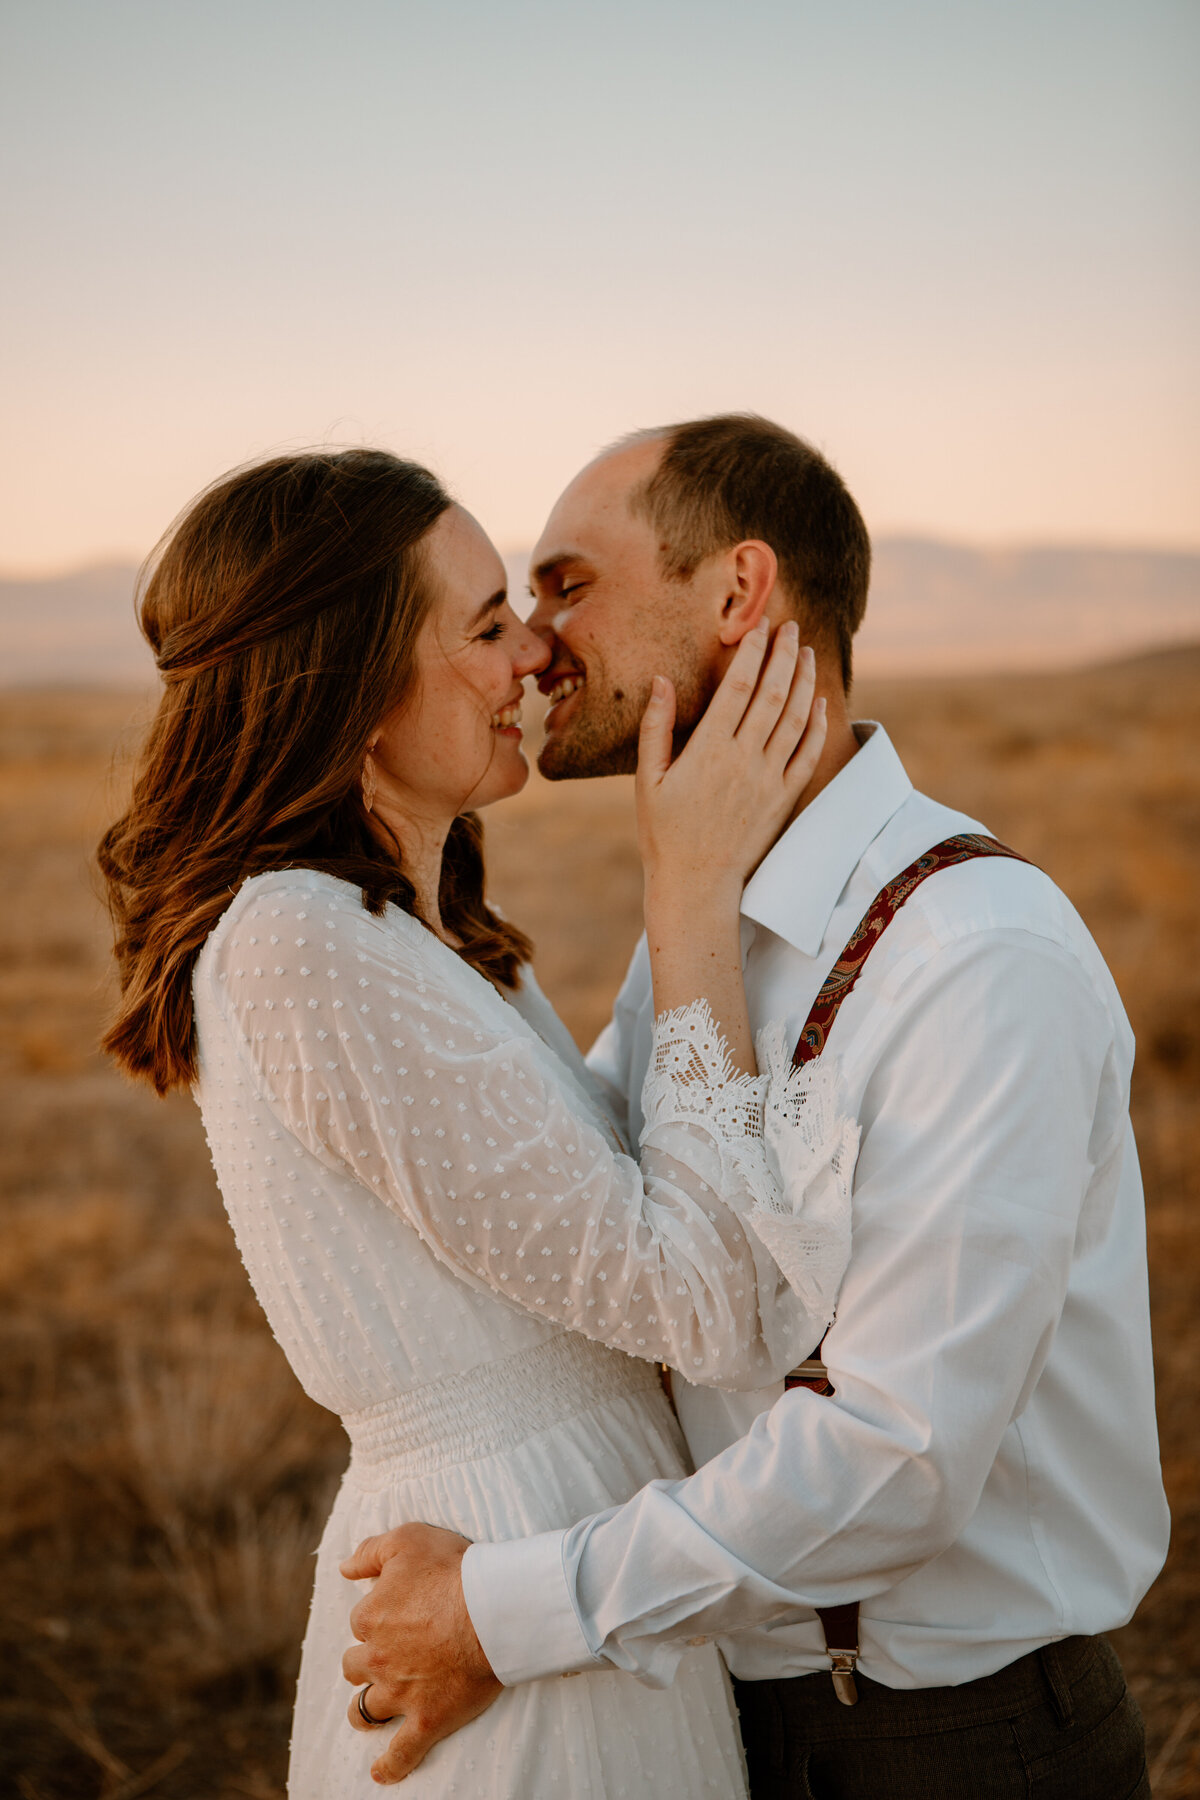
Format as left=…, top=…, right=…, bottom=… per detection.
left=462, top=724, right=1169, bottom=1690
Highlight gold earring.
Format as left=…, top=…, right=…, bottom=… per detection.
left=361, top=750, right=377, bottom=814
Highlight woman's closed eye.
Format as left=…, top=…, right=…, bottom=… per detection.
left=478, top=619, right=506, bottom=641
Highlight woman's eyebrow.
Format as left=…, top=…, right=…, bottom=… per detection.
left=468, top=589, right=507, bottom=627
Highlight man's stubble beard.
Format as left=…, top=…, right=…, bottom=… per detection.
left=537, top=651, right=714, bottom=782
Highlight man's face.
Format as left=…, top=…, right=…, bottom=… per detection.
left=527, top=442, right=714, bottom=780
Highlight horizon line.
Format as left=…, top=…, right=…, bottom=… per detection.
left=6, top=531, right=1200, bottom=585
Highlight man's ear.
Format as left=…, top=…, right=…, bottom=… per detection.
left=716, top=541, right=778, bottom=646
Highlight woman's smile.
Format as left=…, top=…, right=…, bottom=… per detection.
left=491, top=692, right=525, bottom=737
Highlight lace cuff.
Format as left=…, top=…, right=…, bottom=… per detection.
left=641, top=1000, right=769, bottom=1141
left=639, top=1003, right=857, bottom=1330
left=748, top=1024, right=859, bottom=1330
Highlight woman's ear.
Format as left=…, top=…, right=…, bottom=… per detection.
left=716, top=540, right=779, bottom=646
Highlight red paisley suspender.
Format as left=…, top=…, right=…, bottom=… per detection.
left=792, top=834, right=1034, bottom=1069
left=786, top=833, right=1032, bottom=1704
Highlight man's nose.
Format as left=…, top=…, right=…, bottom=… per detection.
left=514, top=624, right=552, bottom=678
left=525, top=595, right=559, bottom=648
left=527, top=599, right=581, bottom=668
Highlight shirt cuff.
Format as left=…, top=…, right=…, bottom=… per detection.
left=461, top=1531, right=602, bottom=1686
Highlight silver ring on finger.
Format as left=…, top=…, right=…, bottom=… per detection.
left=357, top=1683, right=394, bottom=1726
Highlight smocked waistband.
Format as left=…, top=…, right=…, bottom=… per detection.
left=342, top=1332, right=661, bottom=1485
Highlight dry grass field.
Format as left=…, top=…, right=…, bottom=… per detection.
left=1, top=651, right=1197, bottom=1797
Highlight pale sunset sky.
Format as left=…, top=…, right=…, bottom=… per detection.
left=1, top=0, right=1197, bottom=574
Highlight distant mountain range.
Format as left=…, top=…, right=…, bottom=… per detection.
left=1, top=562, right=156, bottom=686
left=854, top=540, right=1200, bottom=676
left=2, top=542, right=1198, bottom=686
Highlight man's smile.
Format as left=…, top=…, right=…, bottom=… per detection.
left=539, top=665, right=586, bottom=730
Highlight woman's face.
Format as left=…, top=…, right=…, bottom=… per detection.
left=371, top=505, right=550, bottom=824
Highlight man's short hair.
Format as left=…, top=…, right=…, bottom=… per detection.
left=619, top=414, right=871, bottom=688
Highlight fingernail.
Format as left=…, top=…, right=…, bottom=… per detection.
left=816, top=696, right=827, bottom=715
left=780, top=620, right=799, bottom=639
left=651, top=675, right=666, bottom=699
left=751, top=620, right=769, bottom=637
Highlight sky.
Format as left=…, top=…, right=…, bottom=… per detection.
left=1, top=0, right=1197, bottom=574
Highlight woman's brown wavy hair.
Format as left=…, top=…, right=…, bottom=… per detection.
left=98, top=448, right=532, bottom=1095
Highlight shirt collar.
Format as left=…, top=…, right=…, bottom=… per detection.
left=740, top=722, right=913, bottom=957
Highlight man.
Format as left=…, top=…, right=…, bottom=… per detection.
left=340, top=415, right=1168, bottom=1794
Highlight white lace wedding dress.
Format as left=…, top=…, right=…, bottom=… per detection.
left=191, top=871, right=855, bottom=1799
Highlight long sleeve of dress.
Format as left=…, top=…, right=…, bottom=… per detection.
left=202, top=874, right=853, bottom=1388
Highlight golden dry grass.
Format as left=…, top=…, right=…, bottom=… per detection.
left=1, top=653, right=1197, bottom=1797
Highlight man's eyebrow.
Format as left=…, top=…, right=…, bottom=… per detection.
left=531, top=551, right=583, bottom=586
left=468, top=589, right=506, bottom=627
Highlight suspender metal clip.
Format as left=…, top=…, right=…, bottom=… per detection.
left=814, top=1600, right=860, bottom=1705
left=827, top=1647, right=859, bottom=1706
left=784, top=1357, right=832, bottom=1393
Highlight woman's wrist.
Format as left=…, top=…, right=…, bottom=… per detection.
left=643, top=870, right=744, bottom=933
left=645, top=896, right=755, bottom=1073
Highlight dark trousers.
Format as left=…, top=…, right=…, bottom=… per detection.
left=733, top=1636, right=1149, bottom=1799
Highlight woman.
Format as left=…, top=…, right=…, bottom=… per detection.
left=98, top=449, right=853, bottom=1798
